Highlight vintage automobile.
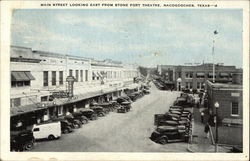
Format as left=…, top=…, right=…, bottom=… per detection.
left=95, top=102, right=113, bottom=113
left=90, top=106, right=106, bottom=117
left=116, top=96, right=132, bottom=104
left=78, top=108, right=98, bottom=120
left=150, top=125, right=189, bottom=144
left=117, top=101, right=131, bottom=113
left=72, top=111, right=89, bottom=124
left=64, top=114, right=82, bottom=128
left=109, top=100, right=122, bottom=110
left=158, top=120, right=190, bottom=128
left=169, top=110, right=182, bottom=115
left=10, top=130, right=34, bottom=151
left=143, top=89, right=150, bottom=94
left=127, top=93, right=137, bottom=101
left=52, top=118, right=73, bottom=134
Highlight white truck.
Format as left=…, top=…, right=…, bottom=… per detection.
left=32, top=121, right=61, bottom=140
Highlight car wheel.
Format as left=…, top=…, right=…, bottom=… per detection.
left=91, top=114, right=97, bottom=120
left=24, top=142, right=33, bottom=151
left=63, top=128, right=69, bottom=134
left=73, top=123, right=79, bottom=128
left=158, top=138, right=168, bottom=145
left=48, top=135, right=55, bottom=140
left=82, top=119, right=88, bottom=124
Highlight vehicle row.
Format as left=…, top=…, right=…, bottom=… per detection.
left=10, top=86, right=151, bottom=151
left=150, top=93, right=193, bottom=144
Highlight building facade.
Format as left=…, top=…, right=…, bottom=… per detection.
left=206, top=74, right=243, bottom=146
left=10, top=46, right=140, bottom=128
left=156, top=64, right=242, bottom=91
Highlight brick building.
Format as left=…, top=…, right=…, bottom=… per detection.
left=156, top=64, right=242, bottom=91
left=206, top=73, right=243, bottom=146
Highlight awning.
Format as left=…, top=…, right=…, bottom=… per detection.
left=220, top=72, right=229, bottom=77
left=11, top=71, right=35, bottom=81
left=11, top=103, right=47, bottom=116
left=196, top=72, right=205, bottom=76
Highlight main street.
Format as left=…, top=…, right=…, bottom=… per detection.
left=32, top=84, right=187, bottom=152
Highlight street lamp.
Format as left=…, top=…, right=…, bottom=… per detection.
left=212, top=30, right=218, bottom=83
left=214, top=101, right=219, bottom=152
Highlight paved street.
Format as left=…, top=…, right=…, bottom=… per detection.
left=32, top=85, right=187, bottom=152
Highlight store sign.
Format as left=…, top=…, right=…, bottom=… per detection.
left=52, top=91, right=69, bottom=98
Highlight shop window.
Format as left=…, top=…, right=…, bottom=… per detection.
left=10, top=98, right=21, bottom=107
left=59, top=71, right=63, bottom=85
left=58, top=106, right=63, bottom=115
left=41, top=96, right=48, bottom=102
left=24, top=81, right=30, bottom=86
left=52, top=71, right=56, bottom=86
left=231, top=102, right=239, bottom=116
left=43, top=71, right=48, bottom=86
left=11, top=81, right=16, bottom=87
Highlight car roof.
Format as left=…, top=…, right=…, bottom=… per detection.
left=157, top=126, right=178, bottom=131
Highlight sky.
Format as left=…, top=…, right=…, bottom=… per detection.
left=11, top=9, right=243, bottom=68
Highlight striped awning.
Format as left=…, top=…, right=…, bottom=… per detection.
left=11, top=71, right=35, bottom=81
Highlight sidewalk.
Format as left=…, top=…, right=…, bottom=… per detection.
left=188, top=96, right=229, bottom=152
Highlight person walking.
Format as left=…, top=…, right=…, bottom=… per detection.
left=204, top=123, right=210, bottom=138
left=201, top=112, right=204, bottom=123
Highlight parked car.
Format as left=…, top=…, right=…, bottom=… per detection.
left=64, top=114, right=82, bottom=128
left=78, top=108, right=98, bottom=120
left=109, top=100, right=122, bottom=110
left=32, top=121, right=61, bottom=140
left=158, top=119, right=190, bottom=128
left=10, top=130, right=34, bottom=151
left=143, top=89, right=150, bottom=94
left=90, top=106, right=106, bottom=117
left=117, top=101, right=131, bottom=113
left=95, top=102, right=113, bottom=113
left=52, top=118, right=73, bottom=134
left=72, top=111, right=89, bottom=124
left=150, top=125, right=189, bottom=144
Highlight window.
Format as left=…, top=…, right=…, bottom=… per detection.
left=231, top=102, right=239, bottom=116
left=10, top=98, right=21, bottom=108
left=43, top=71, right=48, bottom=86
left=24, top=81, right=30, bottom=86
left=185, top=72, right=193, bottom=78
left=41, top=96, right=48, bottom=102
left=185, top=82, right=192, bottom=89
left=85, top=70, right=88, bottom=81
left=80, top=70, right=83, bottom=82
left=196, top=73, right=205, bottom=79
left=69, top=69, right=73, bottom=76
left=75, top=70, right=79, bottom=82
left=58, top=106, right=63, bottom=115
left=52, top=71, right=56, bottom=85
left=59, top=71, right=63, bottom=85
left=33, top=128, right=40, bottom=132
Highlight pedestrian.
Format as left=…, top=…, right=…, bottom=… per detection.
left=201, top=112, right=204, bottom=123
left=204, top=123, right=210, bottom=138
